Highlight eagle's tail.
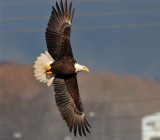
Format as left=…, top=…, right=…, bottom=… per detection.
left=34, top=51, right=55, bottom=86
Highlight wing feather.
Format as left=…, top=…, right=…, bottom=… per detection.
left=65, top=0, right=68, bottom=17
left=53, top=75, right=91, bottom=136
left=56, top=1, right=62, bottom=17
left=60, top=0, right=65, bottom=15
left=69, top=1, right=72, bottom=17
left=46, top=0, right=75, bottom=60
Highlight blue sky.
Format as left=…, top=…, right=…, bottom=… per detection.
left=0, top=0, right=160, bottom=77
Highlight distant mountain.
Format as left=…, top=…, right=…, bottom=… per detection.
left=0, top=61, right=13, bottom=66
left=0, top=63, right=160, bottom=140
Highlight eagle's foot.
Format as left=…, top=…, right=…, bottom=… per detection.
left=45, top=66, right=52, bottom=75
left=46, top=71, right=52, bottom=75
left=45, top=65, right=51, bottom=71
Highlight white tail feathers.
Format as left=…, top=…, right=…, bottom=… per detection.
left=34, top=51, right=55, bottom=86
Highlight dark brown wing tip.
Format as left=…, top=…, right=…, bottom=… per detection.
left=71, top=8, right=75, bottom=22
left=85, top=117, right=92, bottom=128
left=69, top=116, right=91, bottom=137
left=60, top=0, right=65, bottom=15
left=56, top=0, right=74, bottom=22
left=69, top=0, right=72, bottom=15
left=56, top=1, right=62, bottom=15
left=78, top=124, right=82, bottom=137
left=74, top=121, right=77, bottom=136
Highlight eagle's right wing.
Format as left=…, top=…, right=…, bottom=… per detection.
left=53, top=74, right=91, bottom=136
left=45, top=0, right=75, bottom=60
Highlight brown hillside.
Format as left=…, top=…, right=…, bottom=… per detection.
left=0, top=63, right=160, bottom=140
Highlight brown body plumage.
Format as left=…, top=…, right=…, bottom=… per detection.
left=50, top=56, right=76, bottom=75
left=34, top=0, right=91, bottom=137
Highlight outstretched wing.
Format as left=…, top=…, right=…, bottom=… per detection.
left=53, top=74, right=91, bottom=136
left=45, top=0, right=75, bottom=60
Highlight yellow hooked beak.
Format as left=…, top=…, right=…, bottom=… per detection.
left=83, top=67, right=90, bottom=72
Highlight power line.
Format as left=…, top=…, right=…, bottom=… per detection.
left=0, top=0, right=159, bottom=6
left=1, top=22, right=160, bottom=34
left=0, top=16, right=48, bottom=22
left=75, top=22, right=160, bottom=30
left=1, top=98, right=160, bottom=110
left=1, top=113, right=157, bottom=126
left=0, top=1, right=51, bottom=6
left=1, top=9, right=160, bottom=22
left=0, top=29, right=44, bottom=34
left=0, top=126, right=157, bottom=137
left=76, top=9, right=160, bottom=17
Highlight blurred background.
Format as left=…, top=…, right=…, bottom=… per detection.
left=0, top=0, right=160, bottom=140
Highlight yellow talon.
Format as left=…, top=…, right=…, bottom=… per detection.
left=46, top=71, right=52, bottom=75
left=45, top=65, right=51, bottom=71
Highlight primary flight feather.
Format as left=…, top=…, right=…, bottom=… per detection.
left=34, top=0, right=91, bottom=137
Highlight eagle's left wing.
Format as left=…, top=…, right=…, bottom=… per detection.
left=53, top=74, right=91, bottom=136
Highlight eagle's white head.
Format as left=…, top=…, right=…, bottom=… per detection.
left=74, top=63, right=90, bottom=73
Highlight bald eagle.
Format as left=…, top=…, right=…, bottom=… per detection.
left=34, top=0, right=91, bottom=137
